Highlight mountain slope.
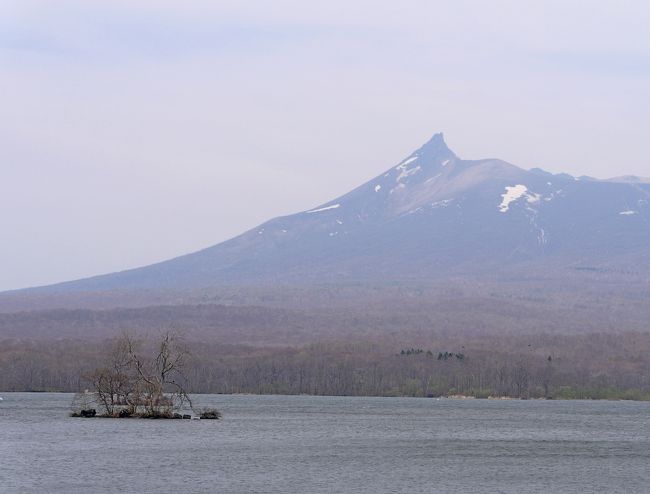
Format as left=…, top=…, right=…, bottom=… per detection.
left=22, top=134, right=650, bottom=291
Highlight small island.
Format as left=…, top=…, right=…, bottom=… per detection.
left=70, top=332, right=220, bottom=420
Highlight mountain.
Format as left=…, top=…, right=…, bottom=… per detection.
left=17, top=133, right=650, bottom=292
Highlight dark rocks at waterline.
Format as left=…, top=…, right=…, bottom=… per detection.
left=70, top=410, right=222, bottom=419
left=69, top=409, right=96, bottom=418
left=200, top=409, right=222, bottom=419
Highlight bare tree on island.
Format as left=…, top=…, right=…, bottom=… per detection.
left=85, top=336, right=133, bottom=416
left=72, top=331, right=220, bottom=419
left=125, top=332, right=193, bottom=416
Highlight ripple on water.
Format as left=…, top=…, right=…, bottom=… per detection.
left=1, top=393, right=650, bottom=493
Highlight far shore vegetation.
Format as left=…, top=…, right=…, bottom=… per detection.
left=2, top=331, right=650, bottom=403
left=3, top=285, right=650, bottom=403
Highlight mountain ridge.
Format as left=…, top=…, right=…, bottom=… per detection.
left=10, top=133, right=650, bottom=293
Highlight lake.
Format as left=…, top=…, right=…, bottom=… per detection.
left=1, top=393, right=649, bottom=493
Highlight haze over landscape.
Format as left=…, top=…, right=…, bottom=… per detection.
left=6, top=132, right=649, bottom=295
left=3, top=3, right=650, bottom=492
left=2, top=131, right=650, bottom=402
left=2, top=1, right=650, bottom=291
left=1, top=0, right=649, bottom=396
left=1, top=0, right=650, bottom=400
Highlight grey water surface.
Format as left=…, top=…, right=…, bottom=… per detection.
left=1, top=393, right=649, bottom=493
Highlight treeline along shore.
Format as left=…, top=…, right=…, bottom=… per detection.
left=2, top=331, right=650, bottom=400
left=2, top=283, right=650, bottom=401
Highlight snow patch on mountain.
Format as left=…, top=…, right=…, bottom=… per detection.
left=306, top=204, right=340, bottom=214
left=396, top=156, right=418, bottom=170
left=431, top=199, right=455, bottom=208
left=527, top=192, right=541, bottom=205
left=499, top=185, right=528, bottom=213
left=619, top=210, right=637, bottom=216
left=397, top=165, right=421, bottom=182
left=406, top=207, right=423, bottom=215
left=375, top=185, right=381, bottom=192
left=425, top=174, right=442, bottom=184
left=499, top=185, right=542, bottom=213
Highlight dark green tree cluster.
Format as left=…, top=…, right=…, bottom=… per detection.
left=400, top=348, right=426, bottom=356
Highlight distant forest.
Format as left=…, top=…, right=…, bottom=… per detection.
left=2, top=332, right=650, bottom=400
left=1, top=281, right=649, bottom=399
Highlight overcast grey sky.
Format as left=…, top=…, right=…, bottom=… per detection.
left=1, top=0, right=649, bottom=291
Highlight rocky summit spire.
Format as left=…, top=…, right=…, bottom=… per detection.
left=414, top=132, right=457, bottom=162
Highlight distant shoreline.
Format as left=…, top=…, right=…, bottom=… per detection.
left=2, top=391, right=650, bottom=403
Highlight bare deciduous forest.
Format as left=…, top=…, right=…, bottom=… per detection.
left=3, top=333, right=650, bottom=399
left=2, top=282, right=649, bottom=400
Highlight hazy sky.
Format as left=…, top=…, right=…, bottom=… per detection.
left=2, top=0, right=649, bottom=291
